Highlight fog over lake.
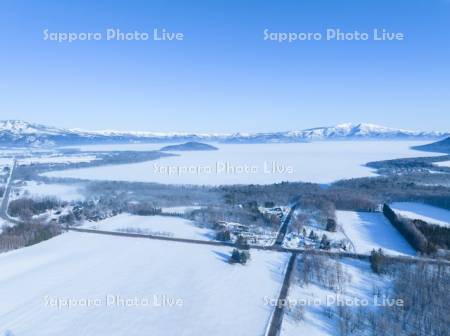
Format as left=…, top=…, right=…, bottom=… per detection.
left=46, top=141, right=441, bottom=185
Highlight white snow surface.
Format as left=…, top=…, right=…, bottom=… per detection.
left=390, top=202, right=450, bottom=228
left=434, top=160, right=450, bottom=168
left=0, top=158, right=13, bottom=166
left=0, top=232, right=288, bottom=336
left=81, top=214, right=213, bottom=240
left=0, top=158, right=12, bottom=177
left=16, top=181, right=84, bottom=201
left=43, top=141, right=438, bottom=185
left=19, top=155, right=96, bottom=165
left=160, top=206, right=203, bottom=214
left=63, top=143, right=173, bottom=152
left=337, top=210, right=415, bottom=256
left=0, top=218, right=12, bottom=234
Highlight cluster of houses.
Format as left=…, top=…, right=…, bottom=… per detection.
left=284, top=230, right=351, bottom=251
left=215, top=220, right=249, bottom=233
left=214, top=220, right=277, bottom=245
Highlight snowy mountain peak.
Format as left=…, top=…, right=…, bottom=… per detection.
left=349, top=123, right=407, bottom=133
left=324, top=123, right=397, bottom=133
left=0, top=120, right=68, bottom=135
left=335, top=122, right=356, bottom=129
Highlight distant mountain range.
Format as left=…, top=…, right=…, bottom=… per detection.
left=0, top=120, right=448, bottom=147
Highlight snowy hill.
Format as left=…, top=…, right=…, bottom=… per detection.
left=0, top=232, right=287, bottom=336
left=0, top=120, right=447, bottom=147
left=412, top=137, right=450, bottom=154
left=160, top=142, right=218, bottom=151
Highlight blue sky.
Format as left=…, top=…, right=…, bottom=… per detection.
left=0, top=0, right=449, bottom=132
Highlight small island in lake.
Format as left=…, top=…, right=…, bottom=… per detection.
left=160, top=142, right=218, bottom=152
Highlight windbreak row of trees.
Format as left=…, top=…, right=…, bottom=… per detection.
left=413, top=219, right=450, bottom=250
left=383, top=204, right=432, bottom=253
left=383, top=204, right=450, bottom=254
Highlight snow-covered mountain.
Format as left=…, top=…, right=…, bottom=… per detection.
left=288, top=123, right=447, bottom=140
left=0, top=120, right=447, bottom=147
left=0, top=120, right=78, bottom=147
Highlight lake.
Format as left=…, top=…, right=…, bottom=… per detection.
left=45, top=141, right=440, bottom=185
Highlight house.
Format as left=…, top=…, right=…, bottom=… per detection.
left=215, top=221, right=249, bottom=233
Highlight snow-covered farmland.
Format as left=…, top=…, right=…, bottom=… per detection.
left=81, top=214, right=213, bottom=240
left=390, top=202, right=450, bottom=228
left=0, top=218, right=12, bottom=234
left=337, top=211, right=415, bottom=256
left=0, top=158, right=12, bottom=177
left=63, top=143, right=172, bottom=152
left=44, top=141, right=439, bottom=185
left=160, top=206, right=203, bottom=215
left=0, top=232, right=288, bottom=336
left=434, top=160, right=450, bottom=168
left=0, top=157, right=13, bottom=166
left=13, top=181, right=85, bottom=202
left=281, top=258, right=390, bottom=336
left=18, top=154, right=96, bottom=165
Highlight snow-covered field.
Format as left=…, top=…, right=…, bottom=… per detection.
left=0, top=148, right=51, bottom=156
left=18, top=154, right=96, bottom=165
left=14, top=181, right=85, bottom=202
left=81, top=214, right=213, bottom=240
left=0, top=158, right=12, bottom=175
left=44, top=141, right=438, bottom=185
left=63, top=143, right=172, bottom=152
left=390, top=202, right=450, bottom=227
left=434, top=161, right=450, bottom=168
left=160, top=206, right=203, bottom=215
left=281, top=258, right=389, bottom=336
left=337, top=211, right=415, bottom=256
left=0, top=158, right=13, bottom=166
left=0, top=232, right=288, bottom=336
left=0, top=218, right=13, bottom=234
